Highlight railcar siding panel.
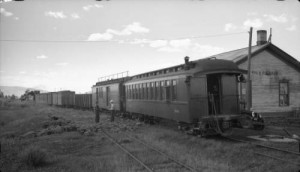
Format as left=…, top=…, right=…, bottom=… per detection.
left=190, top=76, right=208, bottom=120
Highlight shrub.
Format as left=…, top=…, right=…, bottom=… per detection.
left=20, top=146, right=48, bottom=167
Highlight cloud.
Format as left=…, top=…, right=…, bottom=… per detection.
left=243, top=18, right=263, bottom=28
left=193, top=44, right=225, bottom=57
left=36, top=55, right=48, bottom=59
left=0, top=0, right=13, bottom=3
left=158, top=47, right=183, bottom=53
left=247, top=12, right=258, bottom=16
left=107, top=22, right=150, bottom=36
left=87, top=22, right=149, bottom=41
left=56, top=62, right=69, bottom=66
left=45, top=11, right=67, bottom=19
left=71, top=13, right=80, bottom=19
left=19, top=71, right=27, bottom=74
left=149, top=40, right=168, bottom=48
left=286, top=25, right=297, bottom=31
left=87, top=32, right=113, bottom=41
left=224, top=23, right=237, bottom=32
left=0, top=8, right=13, bottom=17
left=169, top=39, right=191, bottom=49
left=263, top=14, right=288, bottom=23
left=83, top=4, right=103, bottom=11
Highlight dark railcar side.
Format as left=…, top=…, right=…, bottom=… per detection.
left=124, top=58, right=245, bottom=124
left=92, top=78, right=129, bottom=111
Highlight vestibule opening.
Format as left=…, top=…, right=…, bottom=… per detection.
left=207, top=74, right=222, bottom=115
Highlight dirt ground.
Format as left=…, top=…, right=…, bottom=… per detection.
left=1, top=100, right=299, bottom=172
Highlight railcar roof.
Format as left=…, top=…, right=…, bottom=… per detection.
left=129, top=58, right=244, bottom=82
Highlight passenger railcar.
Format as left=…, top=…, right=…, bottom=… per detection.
left=124, top=57, right=247, bottom=134
left=92, top=77, right=130, bottom=111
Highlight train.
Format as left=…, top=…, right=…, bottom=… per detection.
left=35, top=56, right=265, bottom=136
left=35, top=91, right=92, bottom=110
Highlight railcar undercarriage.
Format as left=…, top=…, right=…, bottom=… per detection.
left=178, top=112, right=265, bottom=137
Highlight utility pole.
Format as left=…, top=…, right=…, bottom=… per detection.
left=246, top=27, right=253, bottom=111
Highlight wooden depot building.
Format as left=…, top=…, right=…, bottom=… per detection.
left=211, top=30, right=300, bottom=116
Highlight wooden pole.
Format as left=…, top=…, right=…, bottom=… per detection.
left=246, top=27, right=253, bottom=111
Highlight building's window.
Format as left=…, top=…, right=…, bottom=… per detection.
left=171, top=80, right=177, bottom=100
left=166, top=80, right=171, bottom=101
left=161, top=81, right=165, bottom=100
left=279, top=81, right=289, bottom=106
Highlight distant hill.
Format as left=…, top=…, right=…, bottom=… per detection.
left=0, top=86, right=46, bottom=98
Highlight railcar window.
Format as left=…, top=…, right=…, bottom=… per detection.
left=279, top=81, right=289, bottom=106
left=100, top=87, right=103, bottom=98
left=132, top=85, right=134, bottom=99
left=172, top=80, right=177, bottom=100
left=136, top=84, right=139, bottom=99
left=134, top=84, right=137, bottom=99
left=130, top=85, right=132, bottom=99
left=156, top=82, right=160, bottom=100
left=96, top=88, right=99, bottom=102
left=166, top=80, right=171, bottom=101
left=161, top=81, right=165, bottom=100
left=147, top=82, right=151, bottom=100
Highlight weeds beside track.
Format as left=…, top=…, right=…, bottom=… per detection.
left=100, top=128, right=199, bottom=172
left=222, top=136, right=300, bottom=167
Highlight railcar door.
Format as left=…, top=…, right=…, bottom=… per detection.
left=207, top=74, right=222, bottom=115
left=106, top=86, right=110, bottom=107
left=221, top=74, right=239, bottom=114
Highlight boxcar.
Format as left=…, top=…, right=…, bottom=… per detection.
left=51, top=91, right=75, bottom=107
left=124, top=57, right=246, bottom=125
left=35, top=93, right=48, bottom=104
left=75, top=94, right=92, bottom=109
left=46, top=92, right=53, bottom=105
left=92, top=77, right=130, bottom=111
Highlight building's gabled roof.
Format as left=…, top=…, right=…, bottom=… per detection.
left=210, top=42, right=300, bottom=72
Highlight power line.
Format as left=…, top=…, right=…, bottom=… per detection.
left=0, top=31, right=247, bottom=43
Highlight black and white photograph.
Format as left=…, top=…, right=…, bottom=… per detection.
left=1, top=0, right=300, bottom=171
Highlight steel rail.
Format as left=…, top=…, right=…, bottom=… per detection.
left=223, top=136, right=300, bottom=166
left=100, top=129, right=154, bottom=172
left=254, top=152, right=300, bottom=166
left=125, top=133, right=198, bottom=172
left=223, top=136, right=300, bottom=156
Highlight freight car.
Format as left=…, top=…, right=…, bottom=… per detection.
left=75, top=94, right=93, bottom=109
left=51, top=90, right=75, bottom=107
left=92, top=57, right=264, bottom=136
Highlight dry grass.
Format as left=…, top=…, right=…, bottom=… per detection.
left=0, top=99, right=299, bottom=172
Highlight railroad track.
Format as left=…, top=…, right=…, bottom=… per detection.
left=100, top=128, right=198, bottom=172
left=222, top=136, right=300, bottom=167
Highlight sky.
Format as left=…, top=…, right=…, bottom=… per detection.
left=0, top=0, right=299, bottom=93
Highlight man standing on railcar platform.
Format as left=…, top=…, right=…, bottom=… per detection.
left=110, top=100, right=115, bottom=122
